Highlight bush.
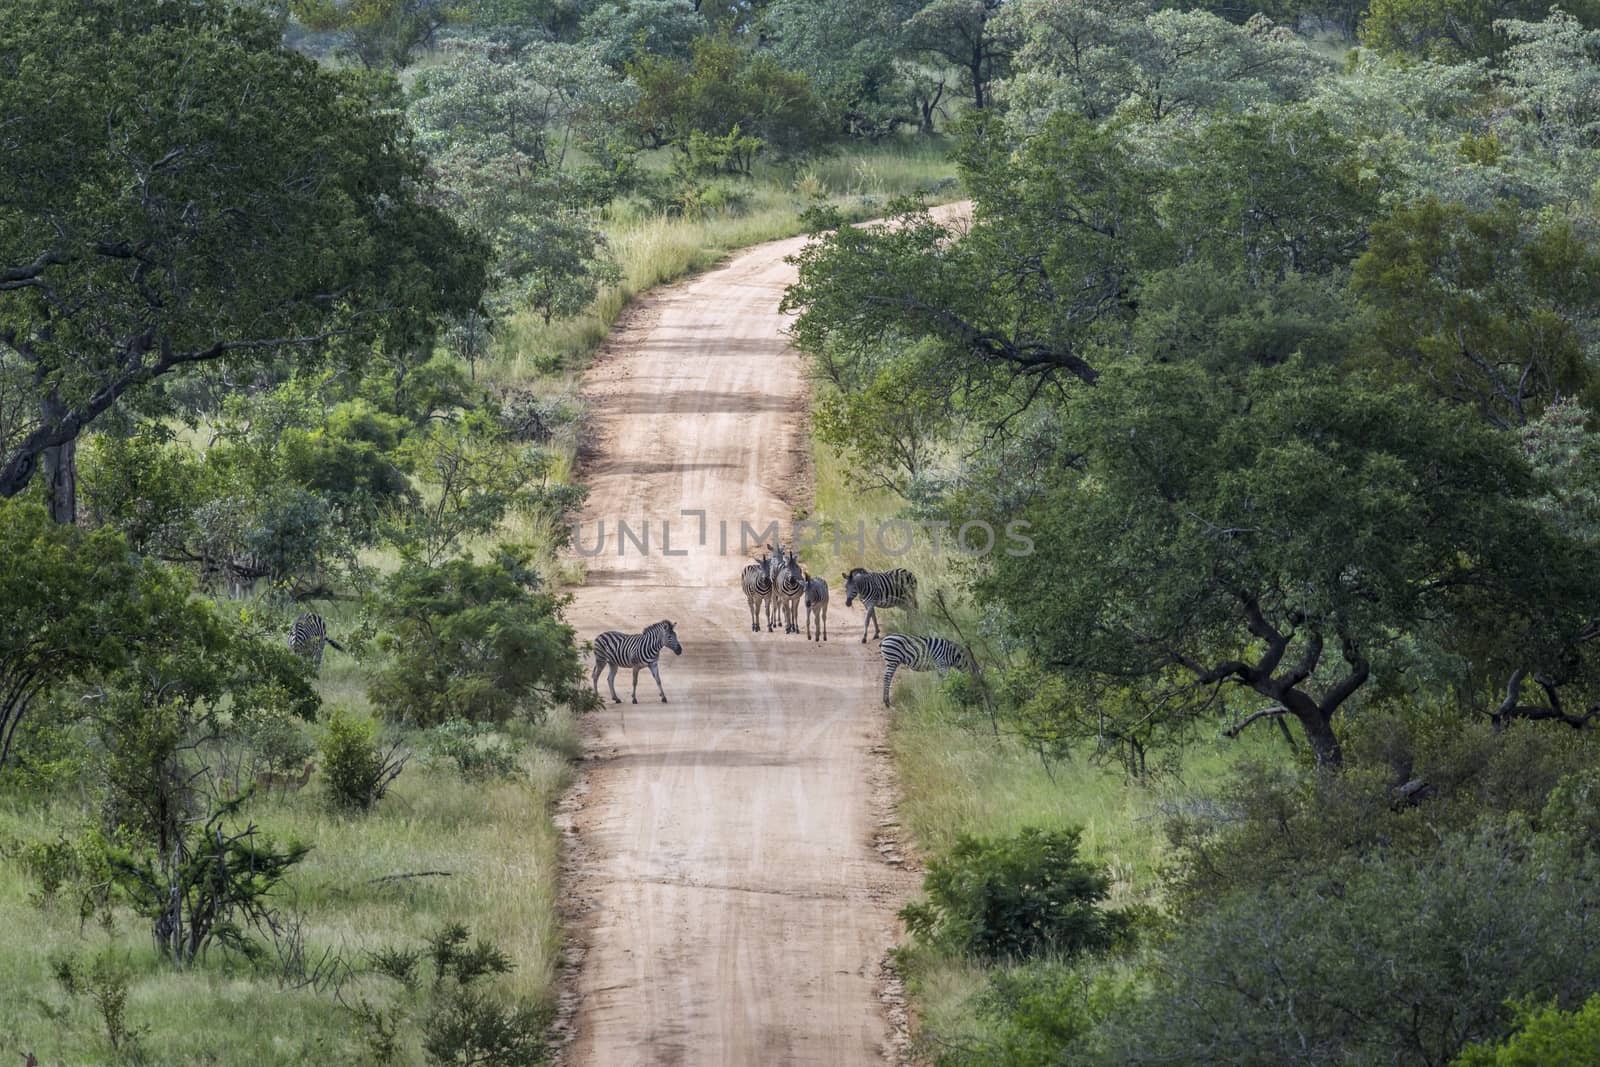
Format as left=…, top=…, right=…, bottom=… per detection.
left=425, top=719, right=523, bottom=780
left=1104, top=829, right=1600, bottom=1066
left=366, top=547, right=581, bottom=726
left=320, top=706, right=406, bottom=811
left=1454, top=995, right=1600, bottom=1067
left=357, top=923, right=549, bottom=1067
left=900, top=827, right=1133, bottom=963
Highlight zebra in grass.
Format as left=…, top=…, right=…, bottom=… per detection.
left=741, top=553, right=776, bottom=632
left=880, top=634, right=973, bottom=707
left=842, top=567, right=918, bottom=643
left=288, top=612, right=344, bottom=667
left=803, top=572, right=828, bottom=642
left=775, top=549, right=806, bottom=634
left=592, top=620, right=683, bottom=704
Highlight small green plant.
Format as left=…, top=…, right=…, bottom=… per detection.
left=52, top=950, right=147, bottom=1058
left=900, top=827, right=1133, bottom=963
left=423, top=987, right=550, bottom=1066
left=320, top=705, right=406, bottom=811
left=23, top=830, right=115, bottom=927
left=425, top=719, right=523, bottom=780
left=358, top=924, right=548, bottom=1066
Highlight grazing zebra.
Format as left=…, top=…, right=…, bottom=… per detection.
left=288, top=612, right=344, bottom=667
left=880, top=634, right=973, bottom=707
left=592, top=620, right=683, bottom=704
left=842, top=567, right=918, bottom=643
left=803, top=572, right=829, bottom=642
left=741, top=554, right=776, bottom=632
left=776, top=549, right=806, bottom=634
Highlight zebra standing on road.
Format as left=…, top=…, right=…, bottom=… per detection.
left=803, top=572, right=828, bottom=642
left=842, top=567, right=918, bottom=643
left=741, top=554, right=776, bottom=632
left=776, top=549, right=806, bottom=634
left=288, top=612, right=344, bottom=667
left=880, top=634, right=972, bottom=707
left=592, top=620, right=684, bottom=704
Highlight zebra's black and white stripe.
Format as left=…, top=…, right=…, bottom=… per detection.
left=879, top=634, right=972, bottom=707
left=842, top=567, right=917, bottom=643
left=776, top=550, right=806, bottom=634
left=803, top=573, right=828, bottom=642
left=741, top=555, right=776, bottom=632
left=288, top=612, right=344, bottom=667
left=591, top=620, right=683, bottom=704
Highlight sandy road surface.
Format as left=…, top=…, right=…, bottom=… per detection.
left=556, top=211, right=961, bottom=1066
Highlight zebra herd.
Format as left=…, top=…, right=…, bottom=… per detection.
left=285, top=560, right=971, bottom=710
left=584, top=549, right=971, bottom=710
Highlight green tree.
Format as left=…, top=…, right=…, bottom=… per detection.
left=0, top=0, right=486, bottom=522
left=977, top=362, right=1595, bottom=766
left=1455, top=995, right=1600, bottom=1067
left=367, top=546, right=582, bottom=725
left=291, top=0, right=457, bottom=68
left=1362, top=0, right=1600, bottom=59
left=902, top=0, right=1015, bottom=110
left=1106, top=831, right=1600, bottom=1066
left=1352, top=197, right=1600, bottom=429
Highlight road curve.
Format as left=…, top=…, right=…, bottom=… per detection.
left=556, top=215, right=958, bottom=1066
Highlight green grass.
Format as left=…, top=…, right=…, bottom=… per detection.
left=0, top=708, right=578, bottom=1065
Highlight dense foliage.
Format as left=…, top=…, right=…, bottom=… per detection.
left=782, top=1, right=1600, bottom=1062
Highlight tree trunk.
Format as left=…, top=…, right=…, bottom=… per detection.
left=39, top=394, right=76, bottom=524
left=42, top=438, right=76, bottom=525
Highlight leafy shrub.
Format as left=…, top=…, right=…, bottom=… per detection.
left=900, top=827, right=1133, bottom=962
left=425, top=719, right=523, bottom=780
left=320, top=705, right=406, bottom=811
left=423, top=987, right=550, bottom=1066
left=107, top=805, right=310, bottom=966
left=1103, top=830, right=1600, bottom=1066
left=359, top=923, right=549, bottom=1066
left=22, top=830, right=114, bottom=924
left=934, top=960, right=1130, bottom=1067
left=52, top=950, right=146, bottom=1056
left=1454, top=995, right=1600, bottom=1067
left=366, top=547, right=581, bottom=726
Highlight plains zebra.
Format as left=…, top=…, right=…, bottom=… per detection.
left=880, top=634, right=972, bottom=707
left=803, top=573, right=829, bottom=642
left=842, top=567, right=918, bottom=643
left=776, top=550, right=806, bottom=634
left=592, top=620, right=683, bottom=704
left=741, top=554, right=776, bottom=632
left=288, top=612, right=344, bottom=667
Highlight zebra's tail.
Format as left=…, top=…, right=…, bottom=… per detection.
left=323, top=636, right=345, bottom=653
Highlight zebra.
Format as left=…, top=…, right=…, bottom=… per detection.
left=842, top=567, right=918, bottom=643
left=288, top=612, right=344, bottom=667
left=880, top=634, right=973, bottom=707
left=775, top=549, right=806, bottom=634
left=591, top=620, right=683, bottom=704
left=803, top=572, right=828, bottom=642
left=741, top=554, right=776, bottom=632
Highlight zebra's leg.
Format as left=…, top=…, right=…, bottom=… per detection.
left=649, top=660, right=667, bottom=703
left=806, top=604, right=814, bottom=641
left=861, top=604, right=874, bottom=643
left=631, top=666, right=641, bottom=704
left=883, top=661, right=898, bottom=706
left=822, top=602, right=827, bottom=641
left=606, top=664, right=621, bottom=703
left=591, top=658, right=602, bottom=694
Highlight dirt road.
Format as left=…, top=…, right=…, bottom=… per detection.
left=556, top=214, right=959, bottom=1065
